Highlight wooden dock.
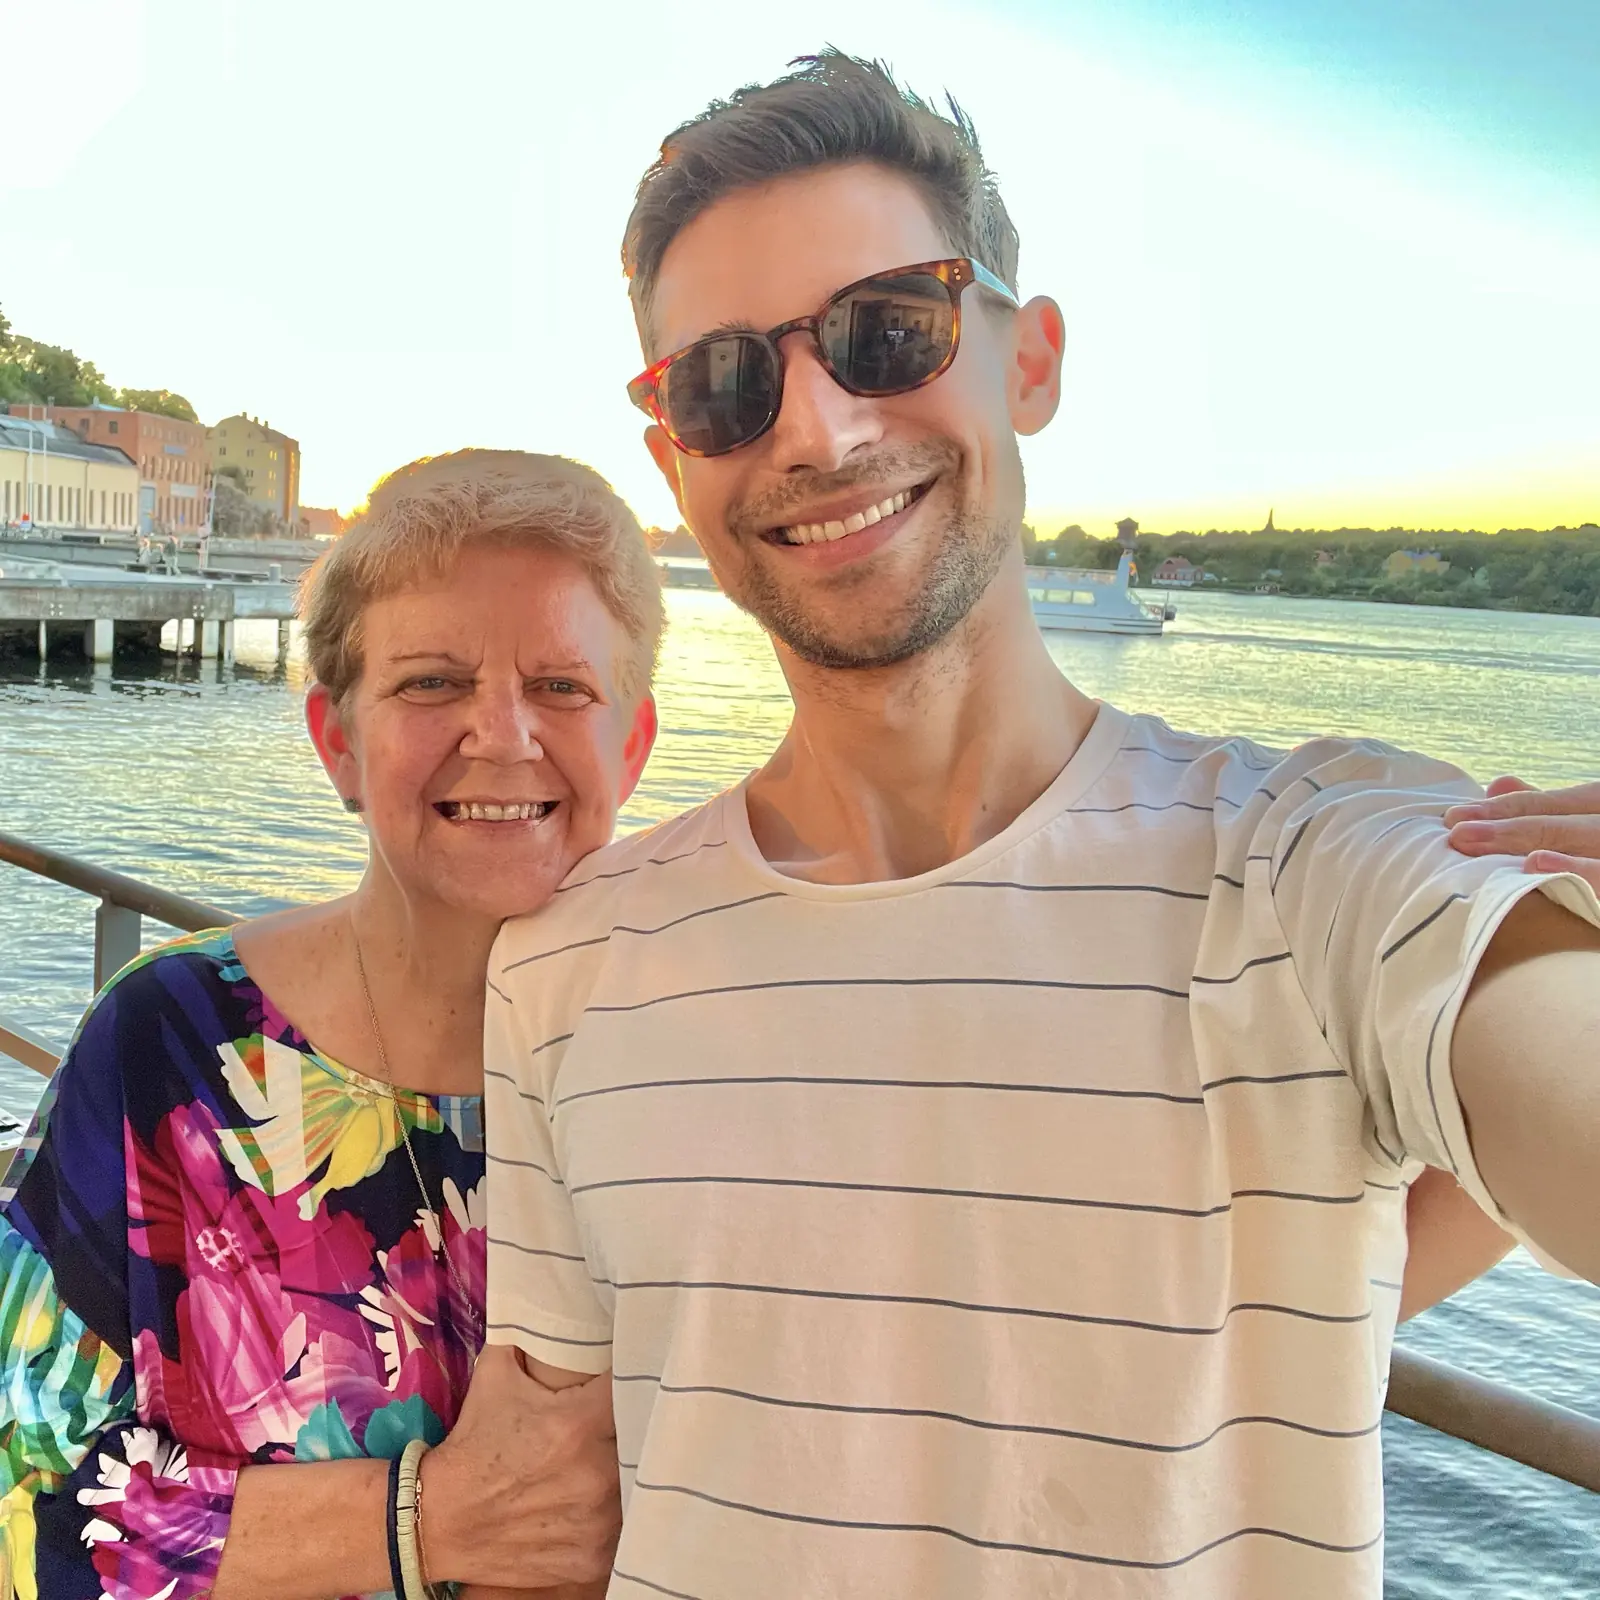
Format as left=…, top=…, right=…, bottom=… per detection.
left=0, top=560, right=297, bottom=662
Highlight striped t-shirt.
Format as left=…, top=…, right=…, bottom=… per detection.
left=484, top=703, right=1597, bottom=1600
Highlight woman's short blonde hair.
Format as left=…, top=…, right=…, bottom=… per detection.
left=299, top=449, right=665, bottom=705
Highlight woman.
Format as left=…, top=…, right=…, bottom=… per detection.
left=0, top=450, right=662, bottom=1600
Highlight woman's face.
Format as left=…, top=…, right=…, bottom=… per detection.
left=309, top=542, right=657, bottom=921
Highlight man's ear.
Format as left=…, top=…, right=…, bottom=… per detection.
left=619, top=693, right=659, bottom=803
left=1009, top=295, right=1065, bottom=438
left=306, top=683, right=361, bottom=809
left=645, top=425, right=688, bottom=520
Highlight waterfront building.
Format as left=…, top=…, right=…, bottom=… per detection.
left=9, top=403, right=212, bottom=535
left=208, top=415, right=301, bottom=526
left=0, top=415, right=140, bottom=533
left=1385, top=548, right=1450, bottom=578
left=300, top=504, right=346, bottom=539
left=1153, top=554, right=1201, bottom=587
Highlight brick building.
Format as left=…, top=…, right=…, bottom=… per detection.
left=8, top=402, right=211, bottom=534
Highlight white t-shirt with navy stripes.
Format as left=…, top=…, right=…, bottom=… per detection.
left=484, top=702, right=1597, bottom=1600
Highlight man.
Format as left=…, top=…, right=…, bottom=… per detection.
left=484, top=54, right=1600, bottom=1599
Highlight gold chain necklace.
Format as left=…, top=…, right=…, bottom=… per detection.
left=350, top=918, right=483, bottom=1348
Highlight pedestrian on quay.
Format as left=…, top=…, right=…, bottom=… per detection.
left=482, top=52, right=1600, bottom=1600
left=0, top=450, right=660, bottom=1599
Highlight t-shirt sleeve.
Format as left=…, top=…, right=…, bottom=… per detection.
left=1251, top=741, right=1600, bottom=1253
left=483, top=959, right=613, bottom=1374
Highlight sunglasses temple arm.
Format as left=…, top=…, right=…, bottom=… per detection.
left=972, top=260, right=1021, bottom=307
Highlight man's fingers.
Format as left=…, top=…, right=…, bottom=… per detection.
left=1443, top=781, right=1600, bottom=827
left=1483, top=775, right=1536, bottom=799
left=1449, top=815, right=1600, bottom=858
left=1526, top=851, right=1600, bottom=893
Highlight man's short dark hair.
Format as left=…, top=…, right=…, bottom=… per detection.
left=622, top=49, right=1021, bottom=349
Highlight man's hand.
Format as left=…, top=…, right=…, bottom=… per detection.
left=1446, top=776, right=1600, bottom=892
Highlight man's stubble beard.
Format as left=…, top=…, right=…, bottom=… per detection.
left=724, top=499, right=1016, bottom=672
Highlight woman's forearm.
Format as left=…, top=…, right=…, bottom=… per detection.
left=210, top=1458, right=391, bottom=1600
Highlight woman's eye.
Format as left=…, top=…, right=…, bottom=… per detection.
left=535, top=678, right=593, bottom=702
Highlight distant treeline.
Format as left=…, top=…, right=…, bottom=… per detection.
left=1022, top=524, right=1600, bottom=618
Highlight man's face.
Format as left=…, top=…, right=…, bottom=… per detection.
left=643, top=162, right=1063, bottom=670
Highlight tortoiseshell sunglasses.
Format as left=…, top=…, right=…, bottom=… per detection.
left=628, top=257, right=1020, bottom=458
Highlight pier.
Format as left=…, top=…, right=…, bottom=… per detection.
left=0, top=556, right=298, bottom=664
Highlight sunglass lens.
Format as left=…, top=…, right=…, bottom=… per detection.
left=658, top=334, right=780, bottom=455
left=820, top=272, right=956, bottom=395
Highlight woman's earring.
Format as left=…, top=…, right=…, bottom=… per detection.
left=341, top=796, right=364, bottom=814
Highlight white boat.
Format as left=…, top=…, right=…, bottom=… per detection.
left=1027, top=550, right=1173, bottom=635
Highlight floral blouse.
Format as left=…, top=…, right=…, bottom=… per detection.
left=0, top=929, right=485, bottom=1600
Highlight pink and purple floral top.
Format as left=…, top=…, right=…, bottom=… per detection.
left=0, top=928, right=485, bottom=1600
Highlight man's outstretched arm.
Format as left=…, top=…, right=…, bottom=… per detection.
left=1453, top=891, right=1600, bottom=1282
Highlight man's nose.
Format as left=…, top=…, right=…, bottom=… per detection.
left=765, top=335, right=883, bottom=474
left=460, top=682, right=546, bottom=763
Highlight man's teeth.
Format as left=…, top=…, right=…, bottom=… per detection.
left=782, top=488, right=914, bottom=546
left=440, top=801, right=552, bottom=822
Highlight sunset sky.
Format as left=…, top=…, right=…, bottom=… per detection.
left=3, top=0, right=1595, bottom=534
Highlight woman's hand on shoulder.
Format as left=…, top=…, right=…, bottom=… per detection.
left=422, top=1346, right=620, bottom=1590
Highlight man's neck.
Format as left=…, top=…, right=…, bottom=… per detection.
left=746, top=572, right=1099, bottom=883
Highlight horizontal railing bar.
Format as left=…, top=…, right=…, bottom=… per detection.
left=0, top=1014, right=60, bottom=1077
left=0, top=829, right=239, bottom=932
left=1387, top=1346, right=1600, bottom=1493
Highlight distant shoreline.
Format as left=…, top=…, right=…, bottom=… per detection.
left=1135, top=583, right=1600, bottom=620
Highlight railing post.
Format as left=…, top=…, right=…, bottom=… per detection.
left=94, top=900, right=142, bottom=992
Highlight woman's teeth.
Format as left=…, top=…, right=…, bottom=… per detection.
left=782, top=487, right=915, bottom=546
left=438, top=801, right=553, bottom=822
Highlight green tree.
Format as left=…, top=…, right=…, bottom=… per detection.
left=117, top=387, right=199, bottom=422
left=3, top=336, right=115, bottom=406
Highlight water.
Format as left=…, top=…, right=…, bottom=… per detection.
left=2, top=589, right=1597, bottom=1595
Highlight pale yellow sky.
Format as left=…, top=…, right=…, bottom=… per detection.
left=2, top=0, right=1595, bottom=533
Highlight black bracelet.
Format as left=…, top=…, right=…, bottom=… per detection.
left=386, top=1450, right=406, bottom=1600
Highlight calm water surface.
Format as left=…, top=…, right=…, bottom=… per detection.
left=2, top=588, right=1597, bottom=1596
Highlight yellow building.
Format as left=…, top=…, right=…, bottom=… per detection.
left=1384, top=548, right=1450, bottom=579
left=0, top=416, right=140, bottom=533
left=208, top=414, right=301, bottom=524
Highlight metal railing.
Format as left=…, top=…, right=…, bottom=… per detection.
left=1, top=834, right=1596, bottom=1496
left=0, top=829, right=237, bottom=1069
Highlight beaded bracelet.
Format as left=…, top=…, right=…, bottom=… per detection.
left=395, top=1438, right=442, bottom=1600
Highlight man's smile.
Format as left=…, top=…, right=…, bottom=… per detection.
left=765, top=478, right=936, bottom=547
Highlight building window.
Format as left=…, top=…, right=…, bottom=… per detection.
left=109, top=420, right=118, bottom=434
left=246, top=448, right=255, bottom=458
